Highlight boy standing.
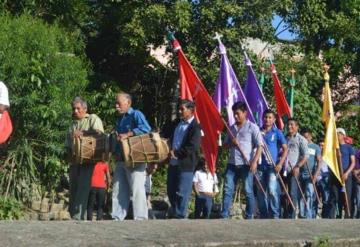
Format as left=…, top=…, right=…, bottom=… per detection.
left=87, top=161, right=111, bottom=221
left=221, top=101, right=263, bottom=219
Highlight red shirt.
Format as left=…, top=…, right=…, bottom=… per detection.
left=91, top=162, right=109, bottom=188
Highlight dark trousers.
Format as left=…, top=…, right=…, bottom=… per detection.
left=313, top=174, right=331, bottom=218
left=194, top=194, right=213, bottom=219
left=329, top=173, right=352, bottom=218
left=167, top=165, right=193, bottom=218
left=87, top=187, right=106, bottom=221
left=352, top=181, right=360, bottom=219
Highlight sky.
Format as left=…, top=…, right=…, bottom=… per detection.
left=272, top=15, right=297, bottom=41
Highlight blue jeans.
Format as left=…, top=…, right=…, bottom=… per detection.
left=167, top=165, right=193, bottom=218
left=314, top=174, right=331, bottom=218
left=283, top=174, right=299, bottom=219
left=299, top=177, right=315, bottom=219
left=257, top=165, right=280, bottom=219
left=194, top=194, right=213, bottom=219
left=221, top=164, right=255, bottom=219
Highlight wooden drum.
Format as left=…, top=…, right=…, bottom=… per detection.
left=72, top=133, right=111, bottom=164
left=121, top=132, right=169, bottom=165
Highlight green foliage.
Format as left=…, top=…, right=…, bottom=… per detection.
left=269, top=51, right=324, bottom=140
left=0, top=1, right=358, bottom=205
left=0, top=14, right=89, bottom=202
left=0, top=196, right=23, bottom=220
left=337, top=105, right=360, bottom=148
left=0, top=141, right=38, bottom=203
left=314, top=235, right=330, bottom=247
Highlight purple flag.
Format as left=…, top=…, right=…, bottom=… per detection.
left=243, top=57, right=269, bottom=127
left=213, top=42, right=255, bottom=125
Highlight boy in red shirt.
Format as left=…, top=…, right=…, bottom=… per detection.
left=87, top=161, right=111, bottom=220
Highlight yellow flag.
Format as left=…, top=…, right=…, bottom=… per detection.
left=322, top=82, right=343, bottom=185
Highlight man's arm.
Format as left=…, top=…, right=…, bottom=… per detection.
left=344, top=154, right=356, bottom=181
left=249, top=126, right=263, bottom=173
left=193, top=182, right=199, bottom=195
left=250, top=145, right=263, bottom=173
left=313, top=153, right=322, bottom=183
left=89, top=114, right=104, bottom=133
left=131, top=110, right=151, bottom=135
left=105, top=166, right=111, bottom=191
left=275, top=143, right=288, bottom=173
left=292, top=137, right=308, bottom=177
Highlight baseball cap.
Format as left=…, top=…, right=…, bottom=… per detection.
left=336, top=128, right=346, bottom=136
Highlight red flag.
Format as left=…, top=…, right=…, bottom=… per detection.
left=0, top=111, right=13, bottom=144
left=271, top=64, right=292, bottom=129
left=171, top=38, right=224, bottom=174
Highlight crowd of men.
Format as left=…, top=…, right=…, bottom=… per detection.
left=66, top=93, right=359, bottom=220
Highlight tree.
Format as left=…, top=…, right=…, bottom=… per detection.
left=0, top=14, right=89, bottom=202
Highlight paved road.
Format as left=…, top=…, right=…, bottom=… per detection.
left=0, top=219, right=359, bottom=246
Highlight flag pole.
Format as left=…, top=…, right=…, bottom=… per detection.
left=259, top=66, right=266, bottom=89
left=287, top=161, right=308, bottom=209
left=289, top=69, right=296, bottom=116
left=323, top=65, right=350, bottom=217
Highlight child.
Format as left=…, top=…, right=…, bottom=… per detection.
left=87, top=161, right=111, bottom=221
left=193, top=158, right=219, bottom=219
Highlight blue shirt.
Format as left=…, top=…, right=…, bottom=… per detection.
left=301, top=143, right=321, bottom=179
left=340, top=143, right=355, bottom=171
left=170, top=116, right=194, bottom=166
left=225, top=120, right=263, bottom=166
left=260, top=127, right=286, bottom=167
left=115, top=107, right=151, bottom=155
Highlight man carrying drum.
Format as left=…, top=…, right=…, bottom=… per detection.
left=112, top=92, right=151, bottom=221
left=65, top=96, right=104, bottom=220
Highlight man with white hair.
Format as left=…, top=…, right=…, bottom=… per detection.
left=112, top=92, right=151, bottom=220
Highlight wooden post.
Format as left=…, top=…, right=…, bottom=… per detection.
left=289, top=68, right=296, bottom=116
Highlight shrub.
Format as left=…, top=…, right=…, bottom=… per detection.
left=0, top=196, right=23, bottom=220
left=0, top=14, right=89, bottom=203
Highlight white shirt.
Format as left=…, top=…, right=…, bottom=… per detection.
left=0, top=81, right=9, bottom=107
left=193, top=170, right=218, bottom=193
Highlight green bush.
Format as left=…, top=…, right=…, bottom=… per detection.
left=0, top=14, right=89, bottom=203
left=0, top=196, right=23, bottom=220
